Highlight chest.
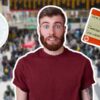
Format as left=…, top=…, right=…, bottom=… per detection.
left=25, top=58, right=82, bottom=92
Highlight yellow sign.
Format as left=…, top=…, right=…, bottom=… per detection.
left=9, top=0, right=100, bottom=10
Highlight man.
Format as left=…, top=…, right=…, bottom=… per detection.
left=12, top=5, right=95, bottom=100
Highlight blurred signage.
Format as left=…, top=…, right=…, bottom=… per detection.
left=9, top=0, right=100, bottom=10
left=25, top=17, right=37, bottom=29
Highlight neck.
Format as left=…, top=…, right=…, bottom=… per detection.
left=43, top=46, right=64, bottom=56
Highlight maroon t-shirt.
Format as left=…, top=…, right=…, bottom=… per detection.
left=13, top=47, right=95, bottom=100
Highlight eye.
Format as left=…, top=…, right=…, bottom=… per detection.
left=55, top=24, right=62, bottom=29
left=43, top=25, right=49, bottom=29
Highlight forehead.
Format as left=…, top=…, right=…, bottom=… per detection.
left=39, top=15, right=64, bottom=24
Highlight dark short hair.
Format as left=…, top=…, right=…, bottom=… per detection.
left=39, top=6, right=66, bottom=24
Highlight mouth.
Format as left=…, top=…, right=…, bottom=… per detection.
left=48, top=37, right=57, bottom=41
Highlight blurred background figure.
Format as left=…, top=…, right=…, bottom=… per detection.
left=3, top=85, right=14, bottom=100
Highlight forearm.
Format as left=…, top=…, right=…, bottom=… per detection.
left=16, top=87, right=27, bottom=100
left=81, top=86, right=92, bottom=100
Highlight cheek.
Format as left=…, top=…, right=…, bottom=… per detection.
left=55, top=30, right=64, bottom=38
left=40, top=29, right=49, bottom=38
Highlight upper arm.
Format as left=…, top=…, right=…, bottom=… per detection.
left=81, top=86, right=92, bottom=100
left=13, top=59, right=29, bottom=100
left=16, top=86, right=27, bottom=100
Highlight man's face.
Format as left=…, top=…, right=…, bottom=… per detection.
left=39, top=15, right=66, bottom=51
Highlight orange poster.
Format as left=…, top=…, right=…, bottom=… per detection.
left=81, top=8, right=100, bottom=47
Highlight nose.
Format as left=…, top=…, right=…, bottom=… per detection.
left=49, top=26, right=55, bottom=35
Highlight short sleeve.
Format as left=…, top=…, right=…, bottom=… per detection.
left=81, top=59, right=95, bottom=90
left=13, top=59, right=28, bottom=92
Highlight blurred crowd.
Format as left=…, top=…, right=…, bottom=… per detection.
left=0, top=18, right=100, bottom=100
left=0, top=28, right=39, bottom=82
left=66, top=26, right=100, bottom=77
left=0, top=22, right=100, bottom=83
left=3, top=85, right=14, bottom=100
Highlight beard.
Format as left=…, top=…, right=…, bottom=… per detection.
left=40, top=34, right=64, bottom=51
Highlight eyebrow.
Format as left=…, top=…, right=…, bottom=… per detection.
left=40, top=22, right=49, bottom=26
left=54, top=22, right=63, bottom=25
left=40, top=21, right=63, bottom=26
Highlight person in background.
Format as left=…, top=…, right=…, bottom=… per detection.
left=4, top=85, right=14, bottom=100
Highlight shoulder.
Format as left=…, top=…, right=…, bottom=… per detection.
left=64, top=47, right=91, bottom=63
left=16, top=47, right=42, bottom=65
